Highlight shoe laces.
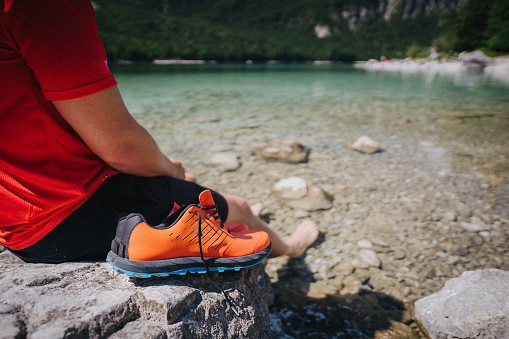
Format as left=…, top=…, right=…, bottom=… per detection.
left=201, top=205, right=231, bottom=234
left=194, top=210, right=239, bottom=316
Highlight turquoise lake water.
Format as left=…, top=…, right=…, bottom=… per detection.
left=110, top=63, right=509, bottom=185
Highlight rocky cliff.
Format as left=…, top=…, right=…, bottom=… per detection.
left=329, top=0, right=466, bottom=29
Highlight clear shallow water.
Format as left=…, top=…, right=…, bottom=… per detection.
left=110, top=64, right=508, bottom=337
left=112, top=63, right=509, bottom=130
left=111, top=63, right=509, bottom=189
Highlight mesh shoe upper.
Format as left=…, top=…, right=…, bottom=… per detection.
left=122, top=190, right=270, bottom=261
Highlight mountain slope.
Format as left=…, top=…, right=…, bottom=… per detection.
left=93, top=0, right=467, bottom=61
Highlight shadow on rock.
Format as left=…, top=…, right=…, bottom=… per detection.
left=269, top=257, right=414, bottom=338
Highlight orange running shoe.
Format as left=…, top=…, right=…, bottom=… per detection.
left=107, top=190, right=271, bottom=277
left=225, top=222, right=249, bottom=233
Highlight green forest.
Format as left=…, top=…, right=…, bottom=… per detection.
left=93, top=0, right=509, bottom=62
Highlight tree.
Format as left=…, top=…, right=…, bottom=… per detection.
left=486, top=0, right=509, bottom=51
left=454, top=0, right=493, bottom=51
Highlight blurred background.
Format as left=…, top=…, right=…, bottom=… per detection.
left=92, top=0, right=509, bottom=62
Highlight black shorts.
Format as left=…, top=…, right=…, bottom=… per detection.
left=7, top=173, right=228, bottom=263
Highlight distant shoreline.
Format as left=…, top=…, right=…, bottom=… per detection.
left=110, top=56, right=509, bottom=83
left=354, top=55, right=509, bottom=83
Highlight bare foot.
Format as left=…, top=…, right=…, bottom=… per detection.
left=286, top=220, right=319, bottom=258
left=250, top=203, right=263, bottom=217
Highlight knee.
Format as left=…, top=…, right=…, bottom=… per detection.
left=229, top=195, right=250, bottom=212
left=224, top=194, right=252, bottom=219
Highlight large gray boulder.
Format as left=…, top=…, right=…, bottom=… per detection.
left=0, top=251, right=273, bottom=339
left=413, top=269, right=509, bottom=339
left=458, top=50, right=493, bottom=68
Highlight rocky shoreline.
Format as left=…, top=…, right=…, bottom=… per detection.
left=181, top=119, right=508, bottom=336
left=354, top=51, right=509, bottom=85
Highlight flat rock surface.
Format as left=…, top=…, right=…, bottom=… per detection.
left=414, top=269, right=509, bottom=339
left=0, top=252, right=273, bottom=339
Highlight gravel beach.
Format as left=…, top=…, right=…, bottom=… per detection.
left=202, top=141, right=507, bottom=337
left=150, top=62, right=509, bottom=337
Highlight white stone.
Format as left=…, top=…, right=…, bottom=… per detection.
left=460, top=221, right=485, bottom=232
left=356, top=249, right=381, bottom=268
left=346, top=136, right=381, bottom=154
left=203, top=152, right=241, bottom=172
left=273, top=177, right=308, bottom=199
left=357, top=239, right=373, bottom=249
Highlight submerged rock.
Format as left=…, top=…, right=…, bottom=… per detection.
left=254, top=141, right=310, bottom=163
left=353, top=249, right=381, bottom=269
left=346, top=136, right=381, bottom=154
left=272, top=176, right=308, bottom=199
left=0, top=251, right=273, bottom=339
left=373, top=320, right=416, bottom=339
left=273, top=177, right=332, bottom=211
left=203, top=152, right=241, bottom=172
left=413, top=269, right=509, bottom=339
left=460, top=221, right=487, bottom=233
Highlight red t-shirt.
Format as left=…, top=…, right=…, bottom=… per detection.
left=0, top=0, right=118, bottom=250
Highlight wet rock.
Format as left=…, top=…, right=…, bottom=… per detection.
left=360, top=214, right=395, bottom=234
left=254, top=141, right=310, bottom=163
left=393, top=250, right=406, bottom=260
left=445, top=211, right=457, bottom=221
left=460, top=221, right=486, bottom=232
left=414, top=269, right=509, bottom=339
left=369, top=237, right=390, bottom=248
left=346, top=135, right=381, bottom=154
left=273, top=177, right=332, bottom=211
left=336, top=262, right=355, bottom=276
left=373, top=320, right=416, bottom=339
left=357, top=239, right=373, bottom=249
left=203, top=152, right=241, bottom=172
left=285, top=187, right=332, bottom=211
left=0, top=252, right=273, bottom=339
left=293, top=209, right=310, bottom=218
left=329, top=275, right=344, bottom=290
left=272, top=176, right=308, bottom=199
left=341, top=276, right=362, bottom=295
left=470, top=216, right=484, bottom=225
left=306, top=281, right=338, bottom=299
left=354, top=249, right=381, bottom=269
left=368, top=270, right=394, bottom=291
left=454, top=246, right=469, bottom=257
left=459, top=50, right=493, bottom=68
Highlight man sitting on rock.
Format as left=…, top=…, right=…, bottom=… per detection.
left=0, top=0, right=318, bottom=275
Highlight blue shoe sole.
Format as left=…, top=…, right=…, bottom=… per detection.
left=106, top=244, right=271, bottom=278
left=107, top=259, right=262, bottom=278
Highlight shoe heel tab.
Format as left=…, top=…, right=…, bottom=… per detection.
left=112, top=213, right=147, bottom=259
left=119, top=212, right=146, bottom=222
left=198, top=190, right=216, bottom=208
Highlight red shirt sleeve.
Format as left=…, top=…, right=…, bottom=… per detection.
left=7, top=0, right=117, bottom=100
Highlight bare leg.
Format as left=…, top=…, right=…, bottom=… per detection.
left=250, top=203, right=263, bottom=217
left=223, top=194, right=318, bottom=258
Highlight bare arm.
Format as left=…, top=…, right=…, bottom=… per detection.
left=52, top=86, right=191, bottom=179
